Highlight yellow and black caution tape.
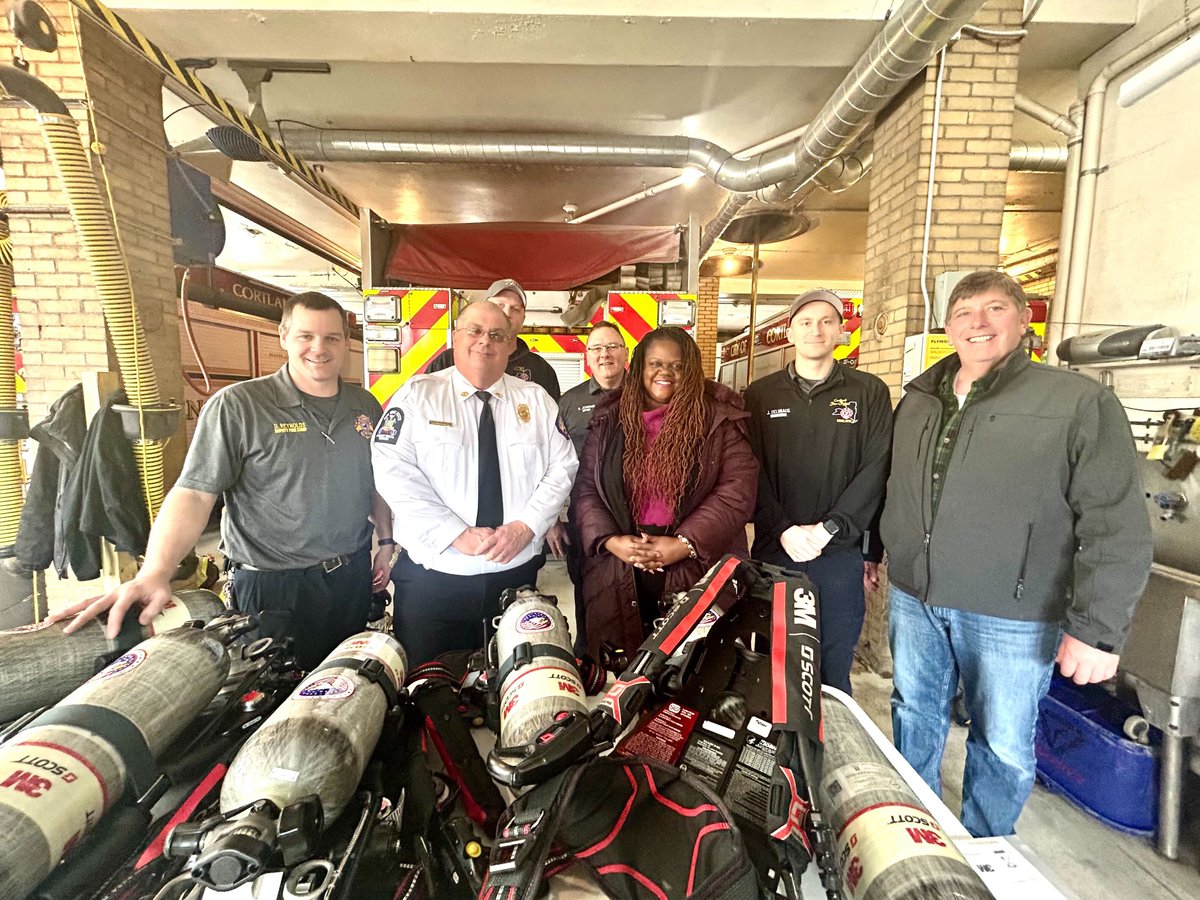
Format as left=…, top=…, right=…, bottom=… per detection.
left=70, top=0, right=359, bottom=218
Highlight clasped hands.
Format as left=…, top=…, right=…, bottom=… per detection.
left=605, top=533, right=690, bottom=572
left=452, top=522, right=534, bottom=564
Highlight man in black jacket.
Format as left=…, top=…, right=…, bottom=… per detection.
left=426, top=279, right=561, bottom=400
left=880, top=270, right=1152, bottom=838
left=745, top=289, right=892, bottom=694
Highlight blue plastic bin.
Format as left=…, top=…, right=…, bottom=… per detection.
left=1034, top=676, right=1159, bottom=834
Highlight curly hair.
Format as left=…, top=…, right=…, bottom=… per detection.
left=619, top=327, right=708, bottom=519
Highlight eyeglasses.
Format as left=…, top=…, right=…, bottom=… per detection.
left=587, top=342, right=625, bottom=355
left=455, top=325, right=510, bottom=342
left=646, top=360, right=685, bottom=373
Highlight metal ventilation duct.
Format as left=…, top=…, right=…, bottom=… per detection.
left=204, top=0, right=986, bottom=200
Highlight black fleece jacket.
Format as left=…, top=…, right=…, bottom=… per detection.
left=744, top=363, right=892, bottom=558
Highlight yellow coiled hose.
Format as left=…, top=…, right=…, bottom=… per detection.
left=38, top=114, right=164, bottom=519
left=0, top=188, right=23, bottom=550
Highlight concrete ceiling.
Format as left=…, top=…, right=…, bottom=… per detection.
left=108, top=0, right=1139, bottom=327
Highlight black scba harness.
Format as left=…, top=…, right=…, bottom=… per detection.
left=482, top=556, right=841, bottom=900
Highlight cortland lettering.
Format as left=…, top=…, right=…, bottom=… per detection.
left=231, top=282, right=287, bottom=310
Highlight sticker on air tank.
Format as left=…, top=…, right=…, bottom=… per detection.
left=147, top=597, right=206, bottom=634
left=297, top=674, right=355, bottom=700
left=833, top=802, right=966, bottom=898
left=331, top=632, right=407, bottom=690
left=0, top=741, right=107, bottom=863
left=820, top=762, right=912, bottom=804
left=516, top=609, right=554, bottom=633
left=500, top=666, right=585, bottom=717
left=2, top=619, right=56, bottom=634
left=96, top=648, right=146, bottom=680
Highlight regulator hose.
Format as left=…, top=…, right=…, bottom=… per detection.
left=0, top=64, right=165, bottom=519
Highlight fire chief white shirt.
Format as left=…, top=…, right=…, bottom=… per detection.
left=372, top=368, right=578, bottom=576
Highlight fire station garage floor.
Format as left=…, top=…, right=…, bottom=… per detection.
left=533, top=559, right=1200, bottom=900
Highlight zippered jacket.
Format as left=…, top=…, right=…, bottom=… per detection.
left=745, top=364, right=892, bottom=558
left=879, top=350, right=1152, bottom=650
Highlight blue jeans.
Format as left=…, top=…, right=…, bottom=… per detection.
left=888, top=584, right=1060, bottom=837
left=757, top=547, right=865, bottom=695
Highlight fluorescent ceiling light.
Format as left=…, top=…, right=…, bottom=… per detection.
left=1118, top=36, right=1200, bottom=107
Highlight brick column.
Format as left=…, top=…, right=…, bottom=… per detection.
left=2, top=1, right=181, bottom=445
left=3, top=3, right=182, bottom=604
left=857, top=0, right=1023, bottom=673
left=696, top=275, right=720, bottom=378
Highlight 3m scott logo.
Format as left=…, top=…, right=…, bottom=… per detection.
left=2, top=770, right=52, bottom=798
left=792, top=588, right=816, bottom=631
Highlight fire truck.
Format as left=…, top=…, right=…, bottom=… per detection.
left=361, top=288, right=697, bottom=408
left=176, top=266, right=364, bottom=440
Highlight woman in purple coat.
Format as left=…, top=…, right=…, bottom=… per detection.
left=570, top=327, right=758, bottom=667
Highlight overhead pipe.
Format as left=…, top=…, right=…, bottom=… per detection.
left=225, top=1, right=986, bottom=202
left=1045, top=100, right=1083, bottom=361
left=571, top=124, right=809, bottom=225
left=702, top=0, right=989, bottom=249
left=749, top=0, right=990, bottom=205
left=698, top=135, right=1061, bottom=259
left=1062, top=14, right=1198, bottom=349
left=1007, top=140, right=1067, bottom=172
left=0, top=65, right=168, bottom=520
left=1015, top=93, right=1081, bottom=139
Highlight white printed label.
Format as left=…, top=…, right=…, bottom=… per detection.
left=747, top=716, right=772, bottom=738
left=330, top=631, right=407, bottom=692
left=834, top=802, right=967, bottom=897
left=150, top=596, right=219, bottom=633
left=269, top=767, right=300, bottom=783
left=0, top=741, right=108, bottom=863
left=500, top=666, right=586, bottom=721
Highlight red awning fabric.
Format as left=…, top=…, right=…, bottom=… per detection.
left=384, top=221, right=680, bottom=291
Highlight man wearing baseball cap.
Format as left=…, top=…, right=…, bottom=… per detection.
left=427, top=278, right=561, bottom=400
left=744, top=288, right=892, bottom=694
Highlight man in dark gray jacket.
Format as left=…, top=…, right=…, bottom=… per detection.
left=880, top=270, right=1152, bottom=839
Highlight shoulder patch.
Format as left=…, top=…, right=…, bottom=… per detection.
left=373, top=407, right=404, bottom=444
left=556, top=414, right=570, bottom=438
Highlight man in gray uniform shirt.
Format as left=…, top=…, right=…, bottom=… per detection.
left=55, top=292, right=395, bottom=669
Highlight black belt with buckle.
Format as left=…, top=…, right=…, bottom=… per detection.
left=234, top=553, right=353, bottom=574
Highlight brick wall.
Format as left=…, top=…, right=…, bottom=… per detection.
left=696, top=275, right=720, bottom=377
left=3, top=1, right=181, bottom=454
left=857, top=0, right=1023, bottom=673
left=3, top=3, right=182, bottom=604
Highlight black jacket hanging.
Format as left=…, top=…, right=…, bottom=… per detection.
left=59, top=389, right=150, bottom=580
left=13, top=384, right=86, bottom=573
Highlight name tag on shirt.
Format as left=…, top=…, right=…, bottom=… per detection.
left=429, top=420, right=453, bottom=427
left=768, top=408, right=791, bottom=419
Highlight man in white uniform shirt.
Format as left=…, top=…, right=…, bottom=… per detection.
left=372, top=300, right=578, bottom=663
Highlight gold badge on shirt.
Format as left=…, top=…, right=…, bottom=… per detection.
left=516, top=403, right=531, bottom=424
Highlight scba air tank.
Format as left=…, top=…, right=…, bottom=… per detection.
left=496, top=590, right=587, bottom=748
left=219, top=631, right=407, bottom=824
left=0, top=589, right=227, bottom=724
left=0, top=623, right=233, bottom=900
left=819, top=695, right=991, bottom=900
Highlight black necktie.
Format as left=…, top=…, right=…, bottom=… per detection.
left=475, top=390, right=504, bottom=527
